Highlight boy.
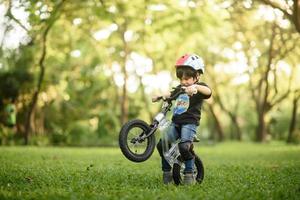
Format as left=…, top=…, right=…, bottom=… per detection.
left=155, top=53, right=212, bottom=185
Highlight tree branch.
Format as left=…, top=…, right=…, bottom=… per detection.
left=259, top=0, right=293, bottom=20
left=259, top=0, right=300, bottom=33
left=261, top=23, right=276, bottom=112
left=293, top=0, right=300, bottom=32
left=5, top=0, right=30, bottom=33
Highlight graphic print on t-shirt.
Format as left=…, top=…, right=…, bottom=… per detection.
left=173, top=94, right=189, bottom=115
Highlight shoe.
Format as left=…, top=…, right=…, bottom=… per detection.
left=163, top=171, right=173, bottom=184
left=183, top=172, right=195, bottom=185
left=193, top=135, right=200, bottom=142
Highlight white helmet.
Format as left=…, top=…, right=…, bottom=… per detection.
left=175, top=53, right=205, bottom=74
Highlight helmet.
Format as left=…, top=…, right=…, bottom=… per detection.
left=175, top=54, right=205, bottom=74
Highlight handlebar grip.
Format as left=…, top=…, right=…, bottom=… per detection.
left=152, top=96, right=163, bottom=102
left=152, top=87, right=186, bottom=102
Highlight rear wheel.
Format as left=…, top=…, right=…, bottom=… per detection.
left=119, top=119, right=156, bottom=162
left=172, top=155, right=204, bottom=185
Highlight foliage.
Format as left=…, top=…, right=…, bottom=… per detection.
left=0, top=70, right=33, bottom=101
left=0, top=0, right=299, bottom=145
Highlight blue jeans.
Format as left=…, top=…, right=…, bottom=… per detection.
left=161, top=123, right=197, bottom=172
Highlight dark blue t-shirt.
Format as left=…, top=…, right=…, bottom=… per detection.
left=171, top=82, right=211, bottom=125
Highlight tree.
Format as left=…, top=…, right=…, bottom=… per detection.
left=259, top=0, right=300, bottom=34
left=227, top=1, right=300, bottom=141
left=23, top=0, right=66, bottom=144
left=287, top=89, right=300, bottom=143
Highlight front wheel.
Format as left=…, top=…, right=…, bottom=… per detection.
left=172, top=154, right=204, bottom=185
left=119, top=119, right=156, bottom=162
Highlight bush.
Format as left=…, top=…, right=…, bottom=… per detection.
left=49, top=125, right=67, bottom=145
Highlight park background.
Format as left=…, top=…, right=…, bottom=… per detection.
left=1, top=1, right=300, bottom=200
left=0, top=0, right=300, bottom=146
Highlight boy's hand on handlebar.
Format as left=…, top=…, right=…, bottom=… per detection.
left=152, top=96, right=161, bottom=102
left=152, top=93, right=171, bottom=102
left=183, top=85, right=198, bottom=96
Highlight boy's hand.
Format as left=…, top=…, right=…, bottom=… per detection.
left=152, top=92, right=171, bottom=102
left=183, top=85, right=198, bottom=96
left=152, top=96, right=161, bottom=102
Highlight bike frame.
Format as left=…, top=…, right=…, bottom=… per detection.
left=130, top=88, right=185, bottom=151
left=134, top=101, right=172, bottom=142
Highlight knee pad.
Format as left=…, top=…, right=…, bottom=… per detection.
left=178, top=142, right=194, bottom=161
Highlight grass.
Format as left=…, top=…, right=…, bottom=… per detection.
left=0, top=142, right=300, bottom=200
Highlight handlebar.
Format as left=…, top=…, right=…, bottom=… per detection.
left=166, top=87, right=186, bottom=102
left=152, top=87, right=186, bottom=103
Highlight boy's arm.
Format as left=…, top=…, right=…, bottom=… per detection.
left=195, top=84, right=212, bottom=97
left=184, top=84, right=212, bottom=98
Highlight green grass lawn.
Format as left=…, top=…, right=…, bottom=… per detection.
left=0, top=142, right=300, bottom=200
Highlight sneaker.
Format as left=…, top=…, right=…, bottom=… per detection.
left=193, top=135, right=200, bottom=142
left=183, top=172, right=195, bottom=185
left=163, top=171, right=173, bottom=184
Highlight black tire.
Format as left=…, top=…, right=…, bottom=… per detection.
left=119, top=119, right=156, bottom=162
left=172, top=154, right=204, bottom=185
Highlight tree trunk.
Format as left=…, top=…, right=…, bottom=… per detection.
left=208, top=105, right=224, bottom=141
left=120, top=75, right=128, bottom=125
left=24, top=63, right=45, bottom=144
left=287, top=91, right=300, bottom=143
left=208, top=67, right=243, bottom=141
left=293, top=0, right=300, bottom=33
left=256, top=110, right=267, bottom=142
left=23, top=1, right=65, bottom=144
left=120, top=23, right=129, bottom=125
left=229, top=113, right=242, bottom=141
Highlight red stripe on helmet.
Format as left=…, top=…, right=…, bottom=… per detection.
left=175, top=54, right=190, bottom=67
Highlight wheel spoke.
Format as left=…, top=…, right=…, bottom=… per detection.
left=126, top=126, right=148, bottom=156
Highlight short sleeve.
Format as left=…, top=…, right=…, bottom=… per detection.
left=196, top=82, right=212, bottom=99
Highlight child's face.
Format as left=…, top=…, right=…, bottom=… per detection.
left=180, top=75, right=198, bottom=86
